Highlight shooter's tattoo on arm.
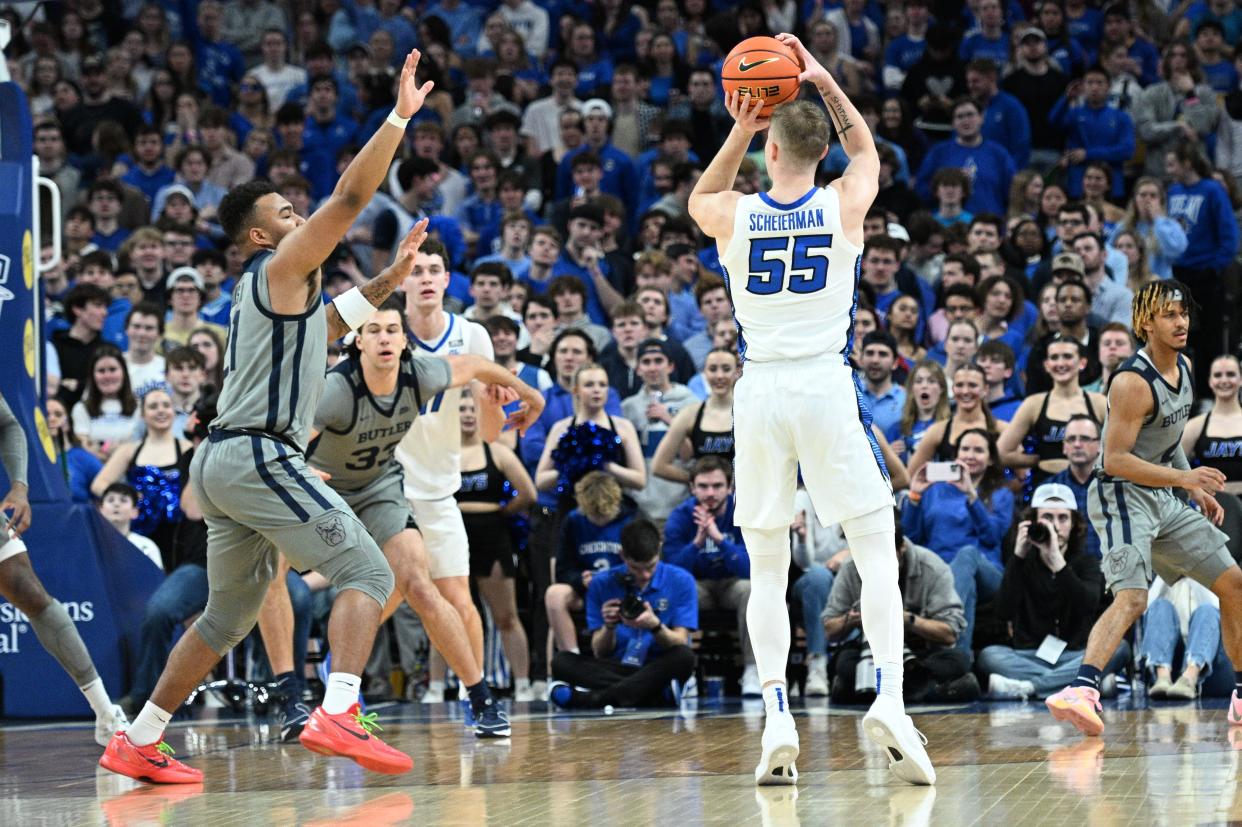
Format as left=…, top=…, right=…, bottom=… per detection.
left=825, top=91, right=854, bottom=138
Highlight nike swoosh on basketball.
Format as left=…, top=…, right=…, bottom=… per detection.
left=331, top=719, right=371, bottom=741
left=738, top=57, right=780, bottom=72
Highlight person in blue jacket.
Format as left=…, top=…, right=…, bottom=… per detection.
left=1051, top=65, right=1135, bottom=199
left=1166, top=143, right=1242, bottom=393
left=965, top=59, right=1031, bottom=169
left=663, top=455, right=760, bottom=695
left=916, top=98, right=1015, bottom=216
left=903, top=428, right=1015, bottom=653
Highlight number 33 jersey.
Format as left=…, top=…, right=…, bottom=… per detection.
left=309, top=351, right=452, bottom=493
left=718, top=185, right=864, bottom=364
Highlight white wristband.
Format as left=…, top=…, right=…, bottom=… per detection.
left=333, top=286, right=376, bottom=331
left=386, top=109, right=410, bottom=129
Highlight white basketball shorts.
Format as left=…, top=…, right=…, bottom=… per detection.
left=732, top=356, right=894, bottom=530
left=407, top=495, right=470, bottom=579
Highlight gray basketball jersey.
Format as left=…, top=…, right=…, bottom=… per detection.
left=1096, top=350, right=1194, bottom=476
left=213, top=251, right=327, bottom=452
left=309, top=352, right=452, bottom=492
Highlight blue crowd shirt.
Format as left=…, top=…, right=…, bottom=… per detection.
left=916, top=139, right=1015, bottom=216
left=586, top=563, right=698, bottom=663
left=1168, top=178, right=1241, bottom=271
left=901, top=482, right=1015, bottom=569
left=663, top=495, right=750, bottom=580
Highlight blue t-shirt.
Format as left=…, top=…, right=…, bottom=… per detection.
left=557, top=508, right=632, bottom=583
left=959, top=31, right=1009, bottom=66
left=1168, top=178, right=1241, bottom=270
left=586, top=563, right=698, bottom=662
left=916, top=139, right=1015, bottom=216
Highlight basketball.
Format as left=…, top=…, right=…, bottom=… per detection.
left=720, top=36, right=804, bottom=118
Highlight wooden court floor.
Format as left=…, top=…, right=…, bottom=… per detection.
left=2, top=695, right=1242, bottom=826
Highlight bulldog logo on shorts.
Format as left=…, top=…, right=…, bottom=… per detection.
left=1108, top=549, right=1129, bottom=576
left=316, top=516, right=346, bottom=547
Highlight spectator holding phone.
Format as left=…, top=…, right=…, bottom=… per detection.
left=903, top=428, right=1014, bottom=653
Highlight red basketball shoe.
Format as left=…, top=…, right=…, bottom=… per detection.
left=99, top=731, right=204, bottom=784
left=298, top=703, right=412, bottom=774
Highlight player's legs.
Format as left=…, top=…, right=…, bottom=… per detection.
left=0, top=545, right=125, bottom=743
left=380, top=528, right=482, bottom=685
left=411, top=496, right=485, bottom=674
left=257, top=556, right=296, bottom=678
left=478, top=560, right=531, bottom=686
left=545, top=583, right=583, bottom=653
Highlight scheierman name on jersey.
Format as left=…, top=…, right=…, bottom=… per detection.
left=748, top=208, right=825, bottom=233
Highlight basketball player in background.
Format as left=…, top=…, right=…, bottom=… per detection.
left=0, top=391, right=129, bottom=746
left=100, top=50, right=435, bottom=783
left=308, top=297, right=543, bottom=737
left=1046, top=282, right=1242, bottom=736
left=688, top=34, right=934, bottom=786
left=393, top=242, right=504, bottom=703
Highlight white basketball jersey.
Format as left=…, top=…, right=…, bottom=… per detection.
left=395, top=311, right=494, bottom=500
left=718, top=185, right=864, bottom=364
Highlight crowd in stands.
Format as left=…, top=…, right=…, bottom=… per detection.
left=9, top=0, right=1242, bottom=709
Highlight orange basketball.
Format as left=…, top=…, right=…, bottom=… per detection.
left=720, top=36, right=804, bottom=118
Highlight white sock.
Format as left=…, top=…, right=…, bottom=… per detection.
left=127, top=701, right=172, bottom=747
left=427, top=679, right=445, bottom=694
left=515, top=677, right=531, bottom=692
left=876, top=661, right=903, bottom=701
left=566, top=646, right=580, bottom=655
left=762, top=682, right=791, bottom=718
left=323, top=672, right=362, bottom=715
left=79, top=677, right=114, bottom=719
left=741, top=525, right=792, bottom=686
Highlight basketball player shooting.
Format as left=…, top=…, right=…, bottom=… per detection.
left=1046, top=282, right=1242, bottom=736
left=687, top=33, right=934, bottom=787
left=99, top=50, right=436, bottom=783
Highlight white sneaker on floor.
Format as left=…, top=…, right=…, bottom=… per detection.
left=95, top=704, right=129, bottom=748
left=741, top=665, right=762, bottom=697
left=988, top=673, right=1036, bottom=700
left=754, top=712, right=799, bottom=786
left=804, top=656, right=829, bottom=697
left=422, top=685, right=445, bottom=703
left=530, top=680, right=548, bottom=701
left=514, top=684, right=538, bottom=703
left=863, top=695, right=936, bottom=785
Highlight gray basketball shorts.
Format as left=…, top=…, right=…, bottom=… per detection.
left=190, top=433, right=392, bottom=653
left=1088, top=477, right=1233, bottom=594
left=337, top=465, right=418, bottom=550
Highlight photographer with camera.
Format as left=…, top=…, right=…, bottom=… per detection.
left=548, top=519, right=698, bottom=709
left=822, top=509, right=974, bottom=703
left=662, top=455, right=758, bottom=695
left=977, top=484, right=1125, bottom=699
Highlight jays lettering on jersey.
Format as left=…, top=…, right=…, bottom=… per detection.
left=718, top=186, right=865, bottom=364
left=395, top=313, right=495, bottom=501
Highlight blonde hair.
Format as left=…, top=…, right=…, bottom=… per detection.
left=770, top=100, right=831, bottom=168
left=571, top=362, right=609, bottom=416
left=574, top=470, right=623, bottom=522
left=1132, top=280, right=1193, bottom=343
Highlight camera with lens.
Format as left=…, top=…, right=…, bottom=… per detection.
left=1027, top=520, right=1051, bottom=547
left=615, top=572, right=646, bottom=621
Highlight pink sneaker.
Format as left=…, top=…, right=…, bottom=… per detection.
left=1046, top=685, right=1104, bottom=736
left=1228, top=691, right=1242, bottom=727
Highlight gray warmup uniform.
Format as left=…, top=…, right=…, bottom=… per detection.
left=309, top=353, right=452, bottom=547
left=189, top=251, right=392, bottom=655
left=1089, top=350, right=1233, bottom=594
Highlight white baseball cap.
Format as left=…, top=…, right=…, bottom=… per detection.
left=1031, top=483, right=1078, bottom=511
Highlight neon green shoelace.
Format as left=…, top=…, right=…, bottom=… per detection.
left=353, top=711, right=383, bottom=734
left=156, top=741, right=176, bottom=757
